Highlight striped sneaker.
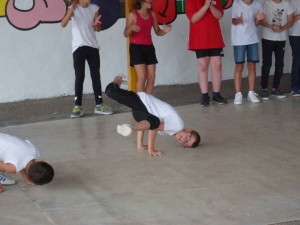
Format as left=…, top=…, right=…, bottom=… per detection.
left=0, top=173, right=16, bottom=185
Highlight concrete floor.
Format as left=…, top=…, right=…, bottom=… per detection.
left=1, top=96, right=300, bottom=225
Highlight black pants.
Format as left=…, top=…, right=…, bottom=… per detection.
left=289, top=36, right=300, bottom=91
left=105, top=83, right=160, bottom=130
left=261, top=39, right=286, bottom=89
left=73, top=46, right=103, bottom=106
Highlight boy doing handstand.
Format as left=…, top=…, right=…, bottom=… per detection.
left=0, top=133, right=54, bottom=193
left=105, top=77, right=201, bottom=156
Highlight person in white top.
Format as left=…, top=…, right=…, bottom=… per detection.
left=289, top=0, right=300, bottom=96
left=61, top=0, right=113, bottom=118
left=231, top=0, right=265, bottom=105
left=0, top=133, right=54, bottom=194
left=105, top=76, right=201, bottom=157
left=260, top=0, right=294, bottom=100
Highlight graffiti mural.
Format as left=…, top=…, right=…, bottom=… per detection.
left=5, top=0, right=66, bottom=30
left=0, top=0, right=234, bottom=30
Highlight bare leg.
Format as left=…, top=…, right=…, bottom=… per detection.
left=234, top=64, right=244, bottom=93
left=197, top=57, right=210, bottom=93
left=132, top=120, right=151, bottom=131
left=210, top=56, right=222, bottom=93
left=247, top=62, right=256, bottom=91
left=145, top=64, right=156, bottom=94
left=112, top=77, right=122, bottom=86
left=134, top=64, right=148, bottom=92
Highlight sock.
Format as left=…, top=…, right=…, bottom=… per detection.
left=202, top=93, right=209, bottom=98
left=96, top=103, right=103, bottom=107
left=75, top=105, right=82, bottom=108
left=236, top=92, right=242, bottom=95
left=213, top=92, right=220, bottom=97
left=249, top=90, right=254, bottom=94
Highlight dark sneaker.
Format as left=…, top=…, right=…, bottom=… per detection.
left=201, top=95, right=210, bottom=107
left=213, top=94, right=228, bottom=105
left=291, top=89, right=300, bottom=97
left=271, top=89, right=286, bottom=99
left=261, top=90, right=269, bottom=101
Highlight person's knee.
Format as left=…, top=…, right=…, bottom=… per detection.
left=147, top=116, right=160, bottom=130
left=105, top=83, right=117, bottom=98
left=235, top=64, right=244, bottom=73
left=247, top=63, right=256, bottom=72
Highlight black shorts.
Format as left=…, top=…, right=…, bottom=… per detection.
left=129, top=43, right=158, bottom=67
left=195, top=48, right=224, bottom=58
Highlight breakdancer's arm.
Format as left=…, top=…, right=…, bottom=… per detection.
left=148, top=130, right=164, bottom=157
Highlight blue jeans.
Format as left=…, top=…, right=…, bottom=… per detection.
left=289, top=36, right=300, bottom=91
left=234, top=43, right=259, bottom=64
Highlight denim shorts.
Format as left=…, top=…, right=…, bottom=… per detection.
left=233, top=43, right=259, bottom=64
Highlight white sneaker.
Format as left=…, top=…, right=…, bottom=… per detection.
left=234, top=92, right=243, bottom=105
left=0, top=173, right=16, bottom=186
left=117, top=124, right=133, bottom=136
left=248, top=91, right=260, bottom=103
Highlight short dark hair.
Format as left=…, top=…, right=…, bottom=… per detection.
left=133, top=0, right=145, bottom=10
left=191, top=131, right=201, bottom=148
left=28, top=162, right=54, bottom=185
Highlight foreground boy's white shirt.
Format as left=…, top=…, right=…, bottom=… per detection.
left=0, top=133, right=40, bottom=173
left=137, top=92, right=184, bottom=136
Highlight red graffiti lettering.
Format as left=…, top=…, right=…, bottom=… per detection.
left=152, top=0, right=176, bottom=25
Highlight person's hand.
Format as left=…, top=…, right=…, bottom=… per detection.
left=256, top=11, right=266, bottom=21
left=131, top=24, right=141, bottom=32
left=272, top=25, right=281, bottom=32
left=71, top=0, right=78, bottom=11
left=237, top=12, right=243, bottom=25
left=148, top=149, right=165, bottom=157
left=24, top=178, right=35, bottom=186
left=137, top=144, right=148, bottom=150
left=0, top=183, right=3, bottom=193
left=163, top=24, right=172, bottom=34
left=204, top=0, right=212, bottom=8
left=93, top=15, right=102, bottom=27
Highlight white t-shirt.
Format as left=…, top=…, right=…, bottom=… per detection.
left=137, top=92, right=184, bottom=136
left=231, top=0, right=263, bottom=46
left=262, top=0, right=294, bottom=41
left=72, top=4, right=100, bottom=53
left=0, top=133, right=40, bottom=173
left=289, top=0, right=300, bottom=36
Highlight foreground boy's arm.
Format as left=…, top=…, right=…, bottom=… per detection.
left=1, top=161, right=34, bottom=185
left=20, top=169, right=34, bottom=185
left=148, top=122, right=165, bottom=157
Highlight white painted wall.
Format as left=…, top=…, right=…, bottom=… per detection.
left=0, top=8, right=293, bottom=103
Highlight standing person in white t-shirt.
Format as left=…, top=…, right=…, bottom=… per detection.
left=105, top=76, right=201, bottom=157
left=260, top=0, right=294, bottom=100
left=0, top=133, right=54, bottom=193
left=231, top=0, right=265, bottom=105
left=61, top=0, right=113, bottom=118
left=289, top=0, right=300, bottom=97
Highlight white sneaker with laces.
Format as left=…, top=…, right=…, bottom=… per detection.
left=117, top=124, right=133, bottom=136
left=234, top=92, right=243, bottom=105
left=0, top=173, right=16, bottom=185
left=248, top=91, right=260, bottom=103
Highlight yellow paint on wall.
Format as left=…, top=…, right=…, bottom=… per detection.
left=125, top=0, right=137, bottom=92
left=0, top=0, right=8, bottom=17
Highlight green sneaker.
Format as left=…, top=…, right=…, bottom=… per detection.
left=70, top=107, right=83, bottom=118
left=95, top=103, right=113, bottom=115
